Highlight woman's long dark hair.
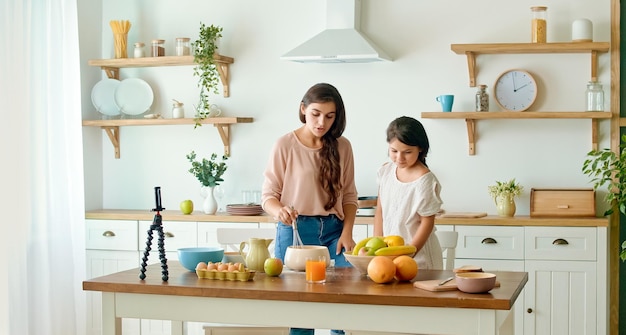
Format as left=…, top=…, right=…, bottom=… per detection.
left=299, top=83, right=346, bottom=210
left=386, top=116, right=430, bottom=167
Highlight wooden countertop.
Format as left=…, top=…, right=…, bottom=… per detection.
left=85, top=209, right=608, bottom=227
left=83, top=261, right=528, bottom=310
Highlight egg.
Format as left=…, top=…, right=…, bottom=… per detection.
left=206, top=262, right=218, bottom=271
left=196, top=262, right=208, bottom=270
left=217, top=263, right=230, bottom=271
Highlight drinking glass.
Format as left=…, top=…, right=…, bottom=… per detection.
left=305, top=256, right=326, bottom=283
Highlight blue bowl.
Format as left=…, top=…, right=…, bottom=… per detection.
left=178, top=247, right=225, bottom=271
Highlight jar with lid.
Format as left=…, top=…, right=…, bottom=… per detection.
left=531, top=6, right=547, bottom=43
left=175, top=38, right=191, bottom=56
left=475, top=84, right=489, bottom=112
left=172, top=100, right=185, bottom=118
left=586, top=81, right=604, bottom=112
left=133, top=42, right=145, bottom=58
left=151, top=39, right=165, bottom=57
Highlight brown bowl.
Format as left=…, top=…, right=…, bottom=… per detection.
left=455, top=272, right=496, bottom=293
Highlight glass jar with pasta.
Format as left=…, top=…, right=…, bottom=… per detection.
left=531, top=6, right=547, bottom=43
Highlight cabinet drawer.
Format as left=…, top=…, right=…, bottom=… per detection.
left=525, top=226, right=596, bottom=261
left=456, top=226, right=524, bottom=260
left=86, top=219, right=138, bottom=251
left=139, top=220, right=197, bottom=251
left=530, top=188, right=595, bottom=217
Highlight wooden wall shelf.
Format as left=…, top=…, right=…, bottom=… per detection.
left=82, top=117, right=253, bottom=158
left=450, top=42, right=610, bottom=87
left=88, top=54, right=234, bottom=97
left=421, top=111, right=611, bottom=155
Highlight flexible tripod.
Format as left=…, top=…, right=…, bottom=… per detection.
left=139, top=186, right=169, bottom=281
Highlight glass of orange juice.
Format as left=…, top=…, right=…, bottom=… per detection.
left=305, top=256, right=326, bottom=283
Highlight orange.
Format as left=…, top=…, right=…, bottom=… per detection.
left=367, top=256, right=396, bottom=284
left=393, top=255, right=418, bottom=281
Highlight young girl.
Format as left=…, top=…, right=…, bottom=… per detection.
left=373, top=116, right=443, bottom=270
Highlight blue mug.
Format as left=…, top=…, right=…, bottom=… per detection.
left=436, top=95, right=454, bottom=112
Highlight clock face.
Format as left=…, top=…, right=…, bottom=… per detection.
left=493, top=70, right=538, bottom=111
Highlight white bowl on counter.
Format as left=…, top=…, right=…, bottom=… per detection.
left=284, top=245, right=331, bottom=271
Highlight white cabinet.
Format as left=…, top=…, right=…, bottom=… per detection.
left=523, top=227, right=605, bottom=335
left=85, top=219, right=140, bottom=335
left=451, top=224, right=607, bottom=335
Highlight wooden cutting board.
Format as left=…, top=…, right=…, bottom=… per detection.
left=439, top=212, right=488, bottom=218
left=413, top=278, right=500, bottom=292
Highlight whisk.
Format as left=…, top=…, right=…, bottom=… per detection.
left=291, top=206, right=304, bottom=248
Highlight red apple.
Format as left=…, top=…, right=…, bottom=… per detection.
left=264, top=257, right=283, bottom=276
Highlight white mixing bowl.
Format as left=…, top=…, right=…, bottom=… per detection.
left=284, top=246, right=331, bottom=271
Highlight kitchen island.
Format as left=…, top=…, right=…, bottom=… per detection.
left=83, top=261, right=527, bottom=335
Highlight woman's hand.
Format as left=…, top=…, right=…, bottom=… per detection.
left=337, top=233, right=355, bottom=256
left=277, top=205, right=298, bottom=225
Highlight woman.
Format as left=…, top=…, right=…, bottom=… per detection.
left=262, top=82, right=358, bottom=266
left=261, top=83, right=358, bottom=335
left=373, top=116, right=443, bottom=270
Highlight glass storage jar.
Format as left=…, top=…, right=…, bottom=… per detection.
left=531, top=6, right=547, bottom=43
left=151, top=39, right=165, bottom=57
left=133, top=42, right=145, bottom=58
left=585, top=81, right=604, bottom=112
left=175, top=37, right=191, bottom=56
left=475, top=84, right=489, bottom=112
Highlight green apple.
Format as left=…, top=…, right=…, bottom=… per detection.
left=179, top=199, right=194, bottom=214
left=263, top=257, right=283, bottom=276
left=365, top=237, right=387, bottom=252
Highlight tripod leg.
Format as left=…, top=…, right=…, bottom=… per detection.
left=157, top=227, right=169, bottom=281
left=139, top=229, right=155, bottom=280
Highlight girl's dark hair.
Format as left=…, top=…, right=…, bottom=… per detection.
left=386, top=116, right=430, bottom=167
left=299, top=83, right=346, bottom=210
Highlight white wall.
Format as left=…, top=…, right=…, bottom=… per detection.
left=80, top=0, right=612, bottom=216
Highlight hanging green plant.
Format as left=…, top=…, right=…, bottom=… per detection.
left=582, top=134, right=626, bottom=262
left=192, top=23, right=223, bottom=128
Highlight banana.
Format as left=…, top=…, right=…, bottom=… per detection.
left=352, top=236, right=375, bottom=255
left=374, top=245, right=417, bottom=256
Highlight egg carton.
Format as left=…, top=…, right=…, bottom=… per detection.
left=196, top=269, right=256, bottom=281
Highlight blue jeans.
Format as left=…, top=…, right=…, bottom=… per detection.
left=277, top=215, right=350, bottom=335
left=275, top=214, right=351, bottom=268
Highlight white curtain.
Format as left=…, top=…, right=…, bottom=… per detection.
left=1, top=0, right=86, bottom=334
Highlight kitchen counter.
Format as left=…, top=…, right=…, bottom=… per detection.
left=85, top=209, right=608, bottom=227
left=83, top=261, right=528, bottom=334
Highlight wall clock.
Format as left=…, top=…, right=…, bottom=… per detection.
left=493, top=69, right=538, bottom=112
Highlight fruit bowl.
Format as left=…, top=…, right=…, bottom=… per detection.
left=455, top=272, right=496, bottom=293
left=343, top=253, right=397, bottom=275
left=284, top=246, right=330, bottom=271
left=177, top=247, right=224, bottom=271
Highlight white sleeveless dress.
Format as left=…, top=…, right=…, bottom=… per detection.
left=377, top=162, right=444, bottom=270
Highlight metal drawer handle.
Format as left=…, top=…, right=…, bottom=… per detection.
left=481, top=237, right=497, bottom=244
left=552, top=238, right=569, bottom=245
left=164, top=232, right=174, bottom=238
left=556, top=205, right=570, bottom=209
left=527, top=308, right=533, bottom=314
left=102, top=230, right=116, bottom=237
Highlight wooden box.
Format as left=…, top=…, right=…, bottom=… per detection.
left=530, top=188, right=596, bottom=217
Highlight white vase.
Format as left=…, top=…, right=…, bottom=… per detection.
left=200, top=186, right=218, bottom=215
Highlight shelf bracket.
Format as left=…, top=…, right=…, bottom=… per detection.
left=464, top=52, right=477, bottom=87
left=591, top=119, right=599, bottom=151
left=216, top=63, right=231, bottom=97
left=465, top=119, right=477, bottom=155
left=214, top=123, right=231, bottom=156
left=590, top=50, right=598, bottom=82
left=102, top=67, right=120, bottom=80
left=102, top=126, right=120, bottom=159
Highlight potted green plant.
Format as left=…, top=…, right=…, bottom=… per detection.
left=186, top=151, right=227, bottom=214
left=192, top=23, right=223, bottom=128
left=488, top=178, right=523, bottom=217
left=582, top=134, right=626, bottom=261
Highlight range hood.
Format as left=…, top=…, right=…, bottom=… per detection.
left=281, top=0, right=392, bottom=63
